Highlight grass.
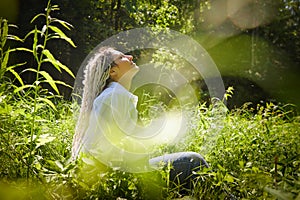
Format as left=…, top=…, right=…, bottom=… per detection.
left=184, top=103, right=300, bottom=199
left=0, top=93, right=299, bottom=199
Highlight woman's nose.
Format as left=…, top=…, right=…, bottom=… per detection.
left=126, top=55, right=133, bottom=61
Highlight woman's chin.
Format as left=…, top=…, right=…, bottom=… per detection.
left=131, top=64, right=140, bottom=73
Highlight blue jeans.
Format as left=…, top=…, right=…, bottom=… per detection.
left=149, top=152, right=209, bottom=189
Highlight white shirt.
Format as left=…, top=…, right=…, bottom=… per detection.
left=80, top=82, right=150, bottom=171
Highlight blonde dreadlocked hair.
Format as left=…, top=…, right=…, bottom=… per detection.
left=72, top=47, right=116, bottom=159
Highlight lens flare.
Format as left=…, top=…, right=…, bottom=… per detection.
left=227, top=0, right=277, bottom=29
left=200, top=0, right=278, bottom=37
left=73, top=27, right=226, bottom=173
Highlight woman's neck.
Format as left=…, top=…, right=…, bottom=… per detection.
left=117, top=68, right=139, bottom=90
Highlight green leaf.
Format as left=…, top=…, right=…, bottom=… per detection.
left=7, top=68, right=24, bottom=86
left=56, top=60, right=75, bottom=78
left=51, top=18, right=73, bottom=30
left=1, top=51, right=9, bottom=73
left=36, top=133, right=56, bottom=148
left=30, top=13, right=46, bottom=23
left=42, top=49, right=62, bottom=73
left=37, top=97, right=57, bottom=111
left=7, top=34, right=24, bottom=42
left=42, top=79, right=73, bottom=93
left=224, top=174, right=235, bottom=183
left=0, top=95, right=6, bottom=104
left=33, top=27, right=38, bottom=58
left=11, top=47, right=33, bottom=53
left=23, top=29, right=42, bottom=41
left=50, top=4, right=60, bottom=11
left=14, top=85, right=35, bottom=93
left=7, top=24, right=18, bottom=29
left=6, top=62, right=26, bottom=70
left=54, top=160, right=64, bottom=171
left=21, top=68, right=37, bottom=75
left=42, top=49, right=75, bottom=78
left=238, top=160, right=244, bottom=168
left=53, top=80, right=73, bottom=89
left=1, top=19, right=8, bottom=48
left=217, top=164, right=226, bottom=171
left=36, top=44, right=44, bottom=50
left=38, top=71, right=59, bottom=94
left=48, top=25, right=76, bottom=47
left=48, top=35, right=60, bottom=40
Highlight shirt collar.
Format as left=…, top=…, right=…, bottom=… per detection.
left=108, top=82, right=138, bottom=107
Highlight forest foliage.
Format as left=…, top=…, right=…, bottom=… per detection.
left=12, top=0, right=300, bottom=108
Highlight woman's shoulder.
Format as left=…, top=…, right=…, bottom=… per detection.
left=94, top=88, right=113, bottom=103
left=94, top=82, right=135, bottom=105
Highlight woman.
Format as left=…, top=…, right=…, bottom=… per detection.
left=72, top=46, right=209, bottom=191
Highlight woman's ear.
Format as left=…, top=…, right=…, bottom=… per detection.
left=109, top=66, right=119, bottom=81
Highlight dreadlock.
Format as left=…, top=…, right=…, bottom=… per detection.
left=72, top=47, right=116, bottom=159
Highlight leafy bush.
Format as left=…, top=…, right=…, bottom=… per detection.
left=183, top=102, right=300, bottom=199
left=0, top=0, right=75, bottom=188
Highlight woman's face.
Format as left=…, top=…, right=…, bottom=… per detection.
left=109, top=50, right=139, bottom=81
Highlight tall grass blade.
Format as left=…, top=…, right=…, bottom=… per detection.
left=23, top=29, right=41, bottom=41
left=30, top=13, right=46, bottom=23
left=32, top=28, right=38, bottom=59
left=0, top=19, right=8, bottom=48
left=7, top=34, right=23, bottom=42
left=0, top=51, right=9, bottom=78
left=7, top=67, right=24, bottom=86
left=42, top=49, right=75, bottom=78
left=48, top=25, right=76, bottom=47
left=38, top=71, right=59, bottom=94
left=56, top=61, right=74, bottom=78
left=13, top=47, right=33, bottom=53
left=42, top=49, right=62, bottom=72
left=14, top=85, right=35, bottom=93
left=52, top=80, right=73, bottom=89
left=37, top=97, right=57, bottom=111
left=36, top=134, right=56, bottom=148
left=51, top=18, right=73, bottom=30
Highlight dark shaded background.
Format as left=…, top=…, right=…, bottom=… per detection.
left=1, top=0, right=299, bottom=110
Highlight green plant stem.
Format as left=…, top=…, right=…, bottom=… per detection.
left=27, top=1, right=51, bottom=180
